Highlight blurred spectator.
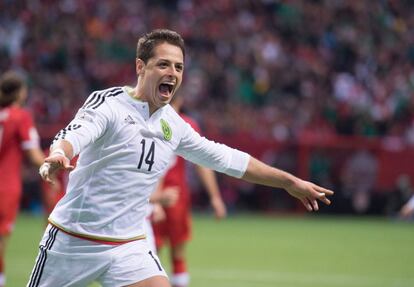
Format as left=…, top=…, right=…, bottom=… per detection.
left=341, top=149, right=378, bottom=213
left=1, top=0, right=414, bottom=214
left=0, top=0, right=413, bottom=143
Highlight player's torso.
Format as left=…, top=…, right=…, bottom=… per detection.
left=73, top=96, right=180, bottom=191
left=52, top=92, right=185, bottom=237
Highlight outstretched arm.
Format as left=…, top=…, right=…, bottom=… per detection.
left=39, top=139, right=74, bottom=183
left=242, top=157, right=333, bottom=211
left=195, top=165, right=227, bottom=219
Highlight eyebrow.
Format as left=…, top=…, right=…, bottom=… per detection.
left=156, top=58, right=184, bottom=66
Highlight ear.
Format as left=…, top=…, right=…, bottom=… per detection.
left=136, top=58, right=145, bottom=76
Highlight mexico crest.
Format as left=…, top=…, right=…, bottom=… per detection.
left=160, top=119, right=172, bottom=141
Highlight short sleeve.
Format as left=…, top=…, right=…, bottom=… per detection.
left=19, top=110, right=40, bottom=150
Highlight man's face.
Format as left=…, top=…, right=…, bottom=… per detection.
left=136, top=42, right=184, bottom=112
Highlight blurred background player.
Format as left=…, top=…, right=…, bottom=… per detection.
left=0, top=71, right=44, bottom=287
left=145, top=180, right=179, bottom=254
left=152, top=93, right=227, bottom=287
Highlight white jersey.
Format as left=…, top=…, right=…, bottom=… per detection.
left=49, top=86, right=249, bottom=242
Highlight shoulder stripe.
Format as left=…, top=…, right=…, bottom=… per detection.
left=84, top=92, right=103, bottom=109
left=82, top=91, right=99, bottom=108
left=82, top=87, right=122, bottom=109
left=88, top=87, right=123, bottom=110
left=84, top=88, right=111, bottom=109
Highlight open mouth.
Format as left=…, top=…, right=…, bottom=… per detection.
left=159, top=83, right=174, bottom=97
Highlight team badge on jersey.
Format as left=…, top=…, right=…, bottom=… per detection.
left=160, top=119, right=172, bottom=141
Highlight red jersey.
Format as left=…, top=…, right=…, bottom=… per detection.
left=0, top=106, right=40, bottom=192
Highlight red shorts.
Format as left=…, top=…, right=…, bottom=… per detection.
left=0, top=190, right=21, bottom=236
left=152, top=201, right=191, bottom=248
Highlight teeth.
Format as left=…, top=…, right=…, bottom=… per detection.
left=161, top=83, right=174, bottom=93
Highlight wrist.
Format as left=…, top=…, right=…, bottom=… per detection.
left=279, top=172, right=297, bottom=189
left=50, top=148, right=67, bottom=158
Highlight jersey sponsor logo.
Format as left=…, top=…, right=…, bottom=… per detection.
left=124, top=115, right=136, bottom=125
left=160, top=119, right=172, bottom=141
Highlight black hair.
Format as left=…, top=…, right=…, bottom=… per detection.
left=136, top=29, right=185, bottom=63
left=0, top=71, right=25, bottom=107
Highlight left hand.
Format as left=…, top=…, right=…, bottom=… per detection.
left=285, top=179, right=334, bottom=211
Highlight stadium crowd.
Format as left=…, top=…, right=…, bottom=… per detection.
left=1, top=0, right=414, bottom=214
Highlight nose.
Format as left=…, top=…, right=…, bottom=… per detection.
left=167, top=65, right=179, bottom=76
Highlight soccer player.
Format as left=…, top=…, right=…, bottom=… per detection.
left=145, top=181, right=179, bottom=253
left=0, top=71, right=44, bottom=287
left=152, top=93, right=226, bottom=287
left=32, top=29, right=333, bottom=287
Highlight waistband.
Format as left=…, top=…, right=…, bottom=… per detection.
left=48, top=220, right=146, bottom=246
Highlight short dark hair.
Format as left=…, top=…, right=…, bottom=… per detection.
left=0, top=71, right=25, bottom=107
left=136, top=29, right=185, bottom=63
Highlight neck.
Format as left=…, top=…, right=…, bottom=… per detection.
left=126, top=85, right=158, bottom=115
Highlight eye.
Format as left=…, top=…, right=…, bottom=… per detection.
left=175, top=65, right=183, bottom=72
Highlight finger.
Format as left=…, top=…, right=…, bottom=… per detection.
left=310, top=199, right=319, bottom=211
left=45, top=175, right=54, bottom=184
left=317, top=193, right=331, bottom=205
left=64, top=164, right=75, bottom=171
left=301, top=198, right=313, bottom=211
left=316, top=186, right=334, bottom=196
left=39, top=163, right=50, bottom=180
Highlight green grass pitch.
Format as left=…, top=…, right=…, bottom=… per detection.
left=6, top=213, right=414, bottom=287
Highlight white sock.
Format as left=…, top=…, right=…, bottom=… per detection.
left=171, top=272, right=189, bottom=287
left=0, top=273, right=5, bottom=286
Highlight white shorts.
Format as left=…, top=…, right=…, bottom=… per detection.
left=27, top=225, right=167, bottom=287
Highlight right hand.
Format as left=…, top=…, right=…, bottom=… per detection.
left=210, top=195, right=227, bottom=220
left=151, top=203, right=166, bottom=223
left=39, top=154, right=74, bottom=183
